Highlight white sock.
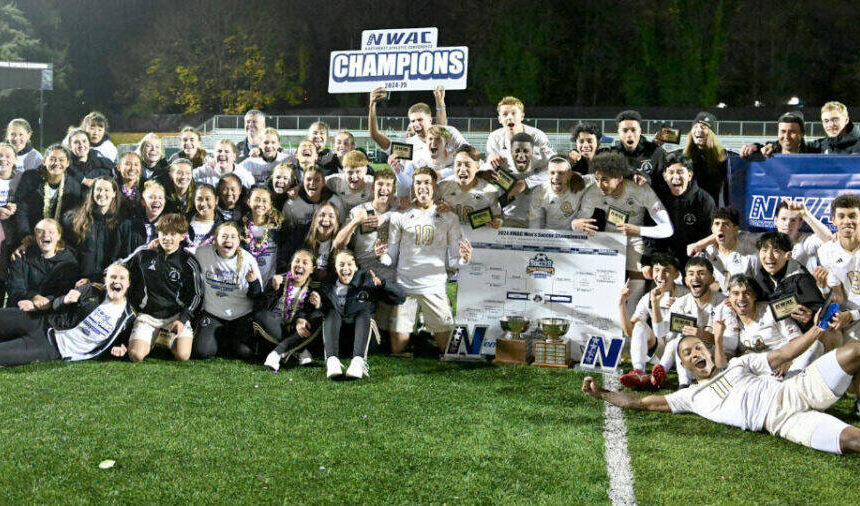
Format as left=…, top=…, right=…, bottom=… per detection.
left=630, top=321, right=651, bottom=371
left=660, top=337, right=679, bottom=370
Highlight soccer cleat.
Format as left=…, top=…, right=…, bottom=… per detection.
left=264, top=351, right=281, bottom=372
left=650, top=364, right=667, bottom=389
left=852, top=399, right=860, bottom=419
left=619, top=369, right=649, bottom=390
left=298, top=349, right=313, bottom=366
left=326, top=356, right=344, bottom=379
left=345, top=356, right=369, bottom=379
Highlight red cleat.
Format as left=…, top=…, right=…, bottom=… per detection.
left=619, top=369, right=649, bottom=390
left=650, top=364, right=667, bottom=389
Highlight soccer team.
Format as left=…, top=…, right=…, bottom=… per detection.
left=1, top=91, right=859, bottom=454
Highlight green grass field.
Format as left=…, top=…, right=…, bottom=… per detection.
left=1, top=352, right=858, bottom=504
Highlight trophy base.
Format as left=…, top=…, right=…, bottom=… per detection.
left=493, top=338, right=531, bottom=365
left=532, top=340, right=570, bottom=368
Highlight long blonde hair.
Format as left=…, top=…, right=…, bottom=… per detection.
left=303, top=202, right=340, bottom=255
left=683, top=127, right=727, bottom=166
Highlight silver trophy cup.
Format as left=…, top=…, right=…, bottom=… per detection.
left=500, top=316, right=530, bottom=340
left=537, top=318, right=570, bottom=342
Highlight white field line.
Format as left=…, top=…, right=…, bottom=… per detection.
left=603, top=374, right=637, bottom=505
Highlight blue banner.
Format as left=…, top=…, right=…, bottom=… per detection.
left=728, top=154, right=860, bottom=231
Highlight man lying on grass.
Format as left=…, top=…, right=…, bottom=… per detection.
left=582, top=310, right=860, bottom=454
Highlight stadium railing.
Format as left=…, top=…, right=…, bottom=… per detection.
left=198, top=114, right=827, bottom=138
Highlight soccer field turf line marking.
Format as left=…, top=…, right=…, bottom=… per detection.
left=603, top=374, right=637, bottom=506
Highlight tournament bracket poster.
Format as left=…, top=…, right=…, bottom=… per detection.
left=456, top=228, right=626, bottom=359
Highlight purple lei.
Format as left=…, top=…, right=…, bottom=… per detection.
left=121, top=183, right=137, bottom=200
left=282, top=272, right=309, bottom=323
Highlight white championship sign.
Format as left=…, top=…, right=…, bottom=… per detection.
left=456, top=228, right=626, bottom=359
left=329, top=27, right=468, bottom=93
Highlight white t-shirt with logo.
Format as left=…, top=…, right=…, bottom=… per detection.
left=54, top=301, right=127, bottom=360
left=194, top=244, right=261, bottom=320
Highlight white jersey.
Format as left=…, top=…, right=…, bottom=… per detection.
left=715, top=302, right=802, bottom=353
left=54, top=301, right=128, bottom=361
left=701, top=231, right=759, bottom=293
left=665, top=353, right=780, bottom=432
left=92, top=139, right=118, bottom=163
left=576, top=180, right=667, bottom=270
left=193, top=164, right=255, bottom=188
left=661, top=291, right=724, bottom=340
left=194, top=244, right=261, bottom=320
left=0, top=173, right=21, bottom=206
left=792, top=233, right=823, bottom=272
left=394, top=159, right=455, bottom=198
left=528, top=182, right=587, bottom=231
left=239, top=151, right=290, bottom=185
left=325, top=174, right=374, bottom=211
left=437, top=177, right=503, bottom=232
left=485, top=124, right=555, bottom=170
left=387, top=205, right=462, bottom=294
left=14, top=147, right=42, bottom=174
left=824, top=240, right=860, bottom=310
left=632, top=285, right=690, bottom=323
left=348, top=202, right=396, bottom=282
left=387, top=126, right=467, bottom=168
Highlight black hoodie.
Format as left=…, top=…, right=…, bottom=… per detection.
left=6, top=247, right=79, bottom=307
left=69, top=149, right=114, bottom=184
left=643, top=179, right=715, bottom=267
left=62, top=209, right=121, bottom=280
left=753, top=258, right=824, bottom=331
left=13, top=169, right=83, bottom=240
left=812, top=121, right=860, bottom=154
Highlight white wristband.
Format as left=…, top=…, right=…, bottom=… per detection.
left=850, top=310, right=860, bottom=322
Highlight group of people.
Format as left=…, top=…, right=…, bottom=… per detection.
left=1, top=90, right=860, bottom=453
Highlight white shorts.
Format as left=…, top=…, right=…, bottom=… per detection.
left=130, top=314, right=193, bottom=347
left=764, top=350, right=852, bottom=453
left=393, top=292, right=454, bottom=334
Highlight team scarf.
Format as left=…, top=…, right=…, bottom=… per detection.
left=42, top=174, right=65, bottom=221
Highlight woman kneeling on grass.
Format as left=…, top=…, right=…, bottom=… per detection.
left=259, top=249, right=321, bottom=372
left=318, top=249, right=405, bottom=380
left=192, top=221, right=264, bottom=359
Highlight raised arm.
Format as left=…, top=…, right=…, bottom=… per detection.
left=581, top=376, right=670, bottom=412
left=788, top=200, right=833, bottom=242
left=433, top=86, right=447, bottom=126
left=368, top=87, right=392, bottom=151
left=767, top=322, right=825, bottom=371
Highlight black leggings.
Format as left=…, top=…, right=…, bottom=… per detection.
left=322, top=311, right=371, bottom=359
left=0, top=308, right=61, bottom=366
left=254, top=310, right=320, bottom=357
left=192, top=312, right=255, bottom=359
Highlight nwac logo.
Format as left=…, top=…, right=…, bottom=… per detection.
left=748, top=195, right=834, bottom=226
